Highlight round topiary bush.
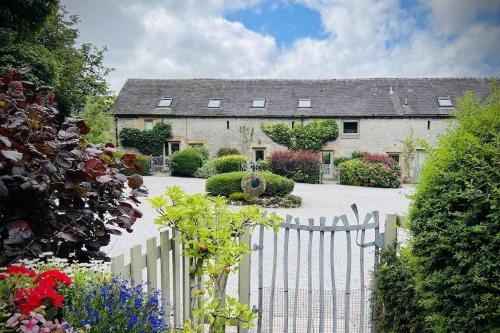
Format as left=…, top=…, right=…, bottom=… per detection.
left=214, top=155, right=246, bottom=173
left=206, top=171, right=294, bottom=198
left=170, top=148, right=203, bottom=177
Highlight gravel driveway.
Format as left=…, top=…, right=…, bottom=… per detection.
left=104, top=176, right=413, bottom=330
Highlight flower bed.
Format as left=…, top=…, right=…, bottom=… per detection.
left=0, top=256, right=170, bottom=333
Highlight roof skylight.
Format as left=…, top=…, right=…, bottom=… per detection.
left=437, top=97, right=453, bottom=107
left=208, top=99, right=221, bottom=108
left=158, top=97, right=172, bottom=107
left=252, top=99, right=266, bottom=108
left=298, top=98, right=311, bottom=108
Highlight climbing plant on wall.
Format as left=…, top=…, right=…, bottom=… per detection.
left=119, top=122, right=172, bottom=156
left=261, top=120, right=339, bottom=152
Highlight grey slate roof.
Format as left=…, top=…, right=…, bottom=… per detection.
left=112, top=78, right=492, bottom=118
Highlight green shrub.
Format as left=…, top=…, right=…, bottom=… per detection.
left=191, top=146, right=209, bottom=161
left=217, top=147, right=240, bottom=157
left=269, top=150, right=321, bottom=183
left=333, top=156, right=350, bottom=166
left=351, top=150, right=368, bottom=158
left=378, top=249, right=427, bottom=333
left=206, top=171, right=294, bottom=198
left=193, top=159, right=218, bottom=178
left=214, top=155, right=246, bottom=173
left=170, top=148, right=203, bottom=177
left=338, top=159, right=363, bottom=186
left=228, top=192, right=251, bottom=203
left=408, top=89, right=500, bottom=332
left=338, top=158, right=400, bottom=188
left=283, top=194, right=302, bottom=207
left=257, top=159, right=269, bottom=171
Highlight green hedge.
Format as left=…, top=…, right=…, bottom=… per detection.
left=378, top=249, right=426, bottom=333
left=339, top=158, right=400, bottom=188
left=205, top=171, right=294, bottom=198
left=170, top=148, right=203, bottom=177
left=407, top=90, right=500, bottom=332
left=214, top=155, right=246, bottom=173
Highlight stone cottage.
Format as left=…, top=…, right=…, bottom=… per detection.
left=111, top=78, right=490, bottom=180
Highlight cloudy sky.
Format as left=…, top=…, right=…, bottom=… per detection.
left=63, top=0, right=500, bottom=93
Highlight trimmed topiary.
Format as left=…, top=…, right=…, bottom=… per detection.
left=206, top=171, right=294, bottom=198
left=214, top=155, right=246, bottom=173
left=170, top=148, right=203, bottom=177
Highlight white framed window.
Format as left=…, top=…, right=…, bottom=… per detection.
left=208, top=99, right=222, bottom=108
left=342, top=120, right=359, bottom=134
left=158, top=97, right=172, bottom=107
left=298, top=98, right=311, bottom=108
left=252, top=99, right=266, bottom=108
left=437, top=97, right=453, bottom=107
left=144, top=119, right=154, bottom=130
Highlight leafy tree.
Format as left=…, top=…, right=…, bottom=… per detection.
left=0, top=70, right=146, bottom=265
left=261, top=120, right=339, bottom=151
left=0, top=0, right=112, bottom=120
left=409, top=85, right=500, bottom=332
left=149, top=187, right=281, bottom=331
left=80, top=95, right=115, bottom=144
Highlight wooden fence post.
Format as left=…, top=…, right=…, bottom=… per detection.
left=238, top=230, right=251, bottom=333
left=384, top=214, right=398, bottom=250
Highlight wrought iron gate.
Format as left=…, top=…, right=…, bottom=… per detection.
left=253, top=204, right=383, bottom=333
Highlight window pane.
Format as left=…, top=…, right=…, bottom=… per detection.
left=437, top=97, right=453, bottom=107
left=158, top=98, right=172, bottom=107
left=145, top=120, right=153, bottom=130
left=343, top=121, right=358, bottom=134
left=298, top=99, right=311, bottom=108
left=208, top=99, right=221, bottom=108
left=388, top=153, right=400, bottom=163
left=252, top=99, right=266, bottom=108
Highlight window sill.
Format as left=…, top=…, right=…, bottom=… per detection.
left=341, top=133, right=360, bottom=139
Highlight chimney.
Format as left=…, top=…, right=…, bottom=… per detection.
left=389, top=86, right=394, bottom=94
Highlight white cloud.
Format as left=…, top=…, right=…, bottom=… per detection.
left=97, top=0, right=500, bottom=92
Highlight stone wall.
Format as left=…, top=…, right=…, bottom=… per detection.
left=116, top=116, right=451, bottom=160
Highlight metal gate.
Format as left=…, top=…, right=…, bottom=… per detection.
left=252, top=204, right=383, bottom=332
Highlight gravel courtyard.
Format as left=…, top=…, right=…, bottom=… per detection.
left=104, top=176, right=413, bottom=259
left=104, top=176, right=414, bottom=330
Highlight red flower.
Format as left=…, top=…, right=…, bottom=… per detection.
left=35, top=269, right=72, bottom=287
left=6, top=265, right=36, bottom=277
left=0, top=273, right=7, bottom=278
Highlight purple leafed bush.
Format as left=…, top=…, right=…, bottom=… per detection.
left=269, top=150, right=321, bottom=183
left=0, top=70, right=147, bottom=265
left=362, top=152, right=394, bottom=165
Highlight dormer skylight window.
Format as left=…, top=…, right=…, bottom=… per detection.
left=437, top=97, right=453, bottom=107
left=208, top=99, right=221, bottom=108
left=298, top=98, right=311, bottom=108
left=158, top=97, right=172, bottom=107
left=252, top=99, right=266, bottom=108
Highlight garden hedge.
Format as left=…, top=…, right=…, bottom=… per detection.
left=170, top=148, right=203, bottom=177
left=269, top=150, right=321, bottom=183
left=205, top=171, right=294, bottom=197
left=214, top=154, right=246, bottom=173
left=407, top=90, right=500, bottom=332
